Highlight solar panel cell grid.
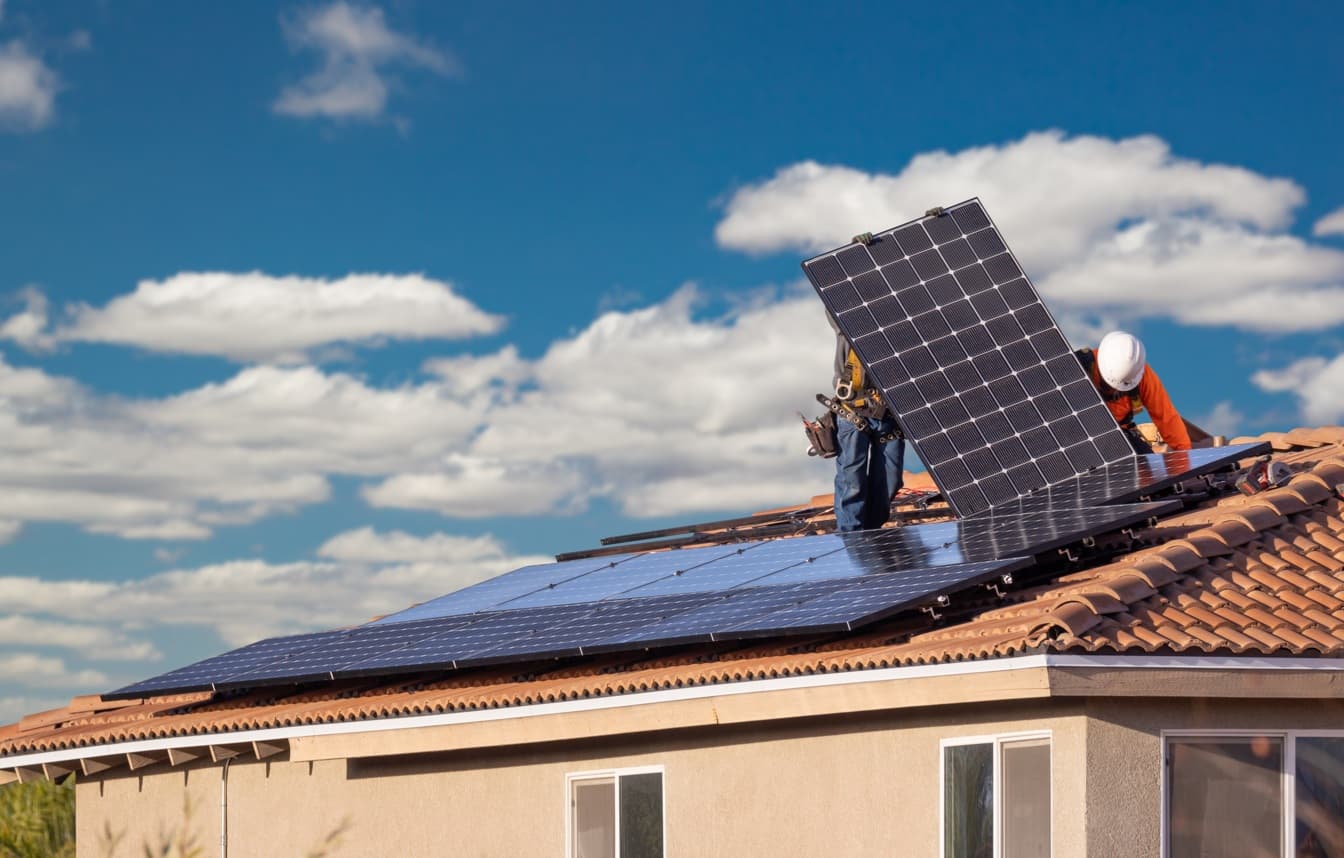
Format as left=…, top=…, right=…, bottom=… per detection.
left=803, top=199, right=1135, bottom=516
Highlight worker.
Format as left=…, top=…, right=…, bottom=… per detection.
left=1076, top=331, right=1191, bottom=452
left=830, top=322, right=906, bottom=531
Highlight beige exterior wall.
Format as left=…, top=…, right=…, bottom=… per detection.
left=78, top=699, right=1085, bottom=857
left=74, top=689, right=1344, bottom=857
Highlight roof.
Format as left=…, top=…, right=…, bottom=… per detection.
left=5, top=427, right=1344, bottom=763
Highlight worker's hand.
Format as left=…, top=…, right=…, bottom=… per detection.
left=851, top=232, right=874, bottom=246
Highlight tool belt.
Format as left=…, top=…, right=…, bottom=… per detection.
left=815, top=393, right=903, bottom=444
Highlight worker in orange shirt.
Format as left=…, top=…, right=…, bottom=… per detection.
left=1076, top=331, right=1191, bottom=453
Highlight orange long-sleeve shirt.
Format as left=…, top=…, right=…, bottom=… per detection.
left=1082, top=352, right=1191, bottom=451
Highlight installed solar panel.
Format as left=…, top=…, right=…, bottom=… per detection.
left=494, top=541, right=771, bottom=610
left=722, top=557, right=1034, bottom=637
left=1014, top=441, right=1271, bottom=510
left=371, top=552, right=641, bottom=623
left=802, top=199, right=1136, bottom=516
left=106, top=631, right=338, bottom=699
left=219, top=617, right=476, bottom=688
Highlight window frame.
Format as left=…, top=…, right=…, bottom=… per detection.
left=939, top=729, right=1054, bottom=858
left=565, top=765, right=666, bottom=858
left=1161, top=728, right=1344, bottom=858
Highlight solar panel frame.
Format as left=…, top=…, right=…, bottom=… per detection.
left=803, top=199, right=1136, bottom=517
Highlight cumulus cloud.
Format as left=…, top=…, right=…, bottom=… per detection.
left=0, top=354, right=489, bottom=539
left=0, top=653, right=108, bottom=689
left=273, top=2, right=457, bottom=121
left=1196, top=401, right=1245, bottom=438
left=1315, top=207, right=1344, bottom=238
left=1252, top=356, right=1344, bottom=424
left=3, top=271, right=502, bottom=362
left=0, top=615, right=160, bottom=661
left=0, top=40, right=58, bottom=131
left=715, top=131, right=1344, bottom=336
left=0, top=529, right=546, bottom=651
left=368, top=284, right=837, bottom=518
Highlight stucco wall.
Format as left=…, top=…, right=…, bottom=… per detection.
left=77, top=699, right=1087, bottom=857
left=1082, top=697, right=1344, bottom=858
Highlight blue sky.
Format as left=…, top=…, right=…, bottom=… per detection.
left=0, top=0, right=1340, bottom=717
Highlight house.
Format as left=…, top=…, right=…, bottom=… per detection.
left=2, top=427, right=1344, bottom=857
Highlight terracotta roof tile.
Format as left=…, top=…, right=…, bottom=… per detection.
left=10, top=430, right=1344, bottom=759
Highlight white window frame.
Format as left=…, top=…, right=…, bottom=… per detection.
left=1160, top=728, right=1344, bottom=858
left=565, top=765, right=666, bottom=858
left=939, top=729, right=1053, bottom=858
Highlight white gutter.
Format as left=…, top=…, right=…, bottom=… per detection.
left=3, top=653, right=1342, bottom=771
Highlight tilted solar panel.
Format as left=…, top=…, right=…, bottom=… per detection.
left=802, top=199, right=1136, bottom=516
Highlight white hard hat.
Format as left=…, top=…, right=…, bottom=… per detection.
left=1097, top=331, right=1146, bottom=392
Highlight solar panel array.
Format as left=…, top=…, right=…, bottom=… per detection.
left=104, top=195, right=1272, bottom=702
left=108, top=555, right=1029, bottom=698
left=108, top=494, right=1191, bottom=699
left=802, top=199, right=1136, bottom=516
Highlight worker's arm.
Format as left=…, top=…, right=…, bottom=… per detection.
left=1136, top=364, right=1191, bottom=451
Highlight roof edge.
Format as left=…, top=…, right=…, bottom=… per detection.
left=7, top=653, right=1344, bottom=774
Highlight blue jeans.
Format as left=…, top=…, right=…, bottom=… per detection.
left=834, top=415, right=905, bottom=532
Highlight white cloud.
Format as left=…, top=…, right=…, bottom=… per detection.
left=1252, top=355, right=1344, bottom=424
left=273, top=2, right=457, bottom=121
left=0, top=616, right=160, bottom=661
left=368, top=284, right=837, bottom=518
left=1315, top=207, right=1344, bottom=238
left=0, top=287, right=55, bottom=350
left=0, top=532, right=547, bottom=651
left=1196, top=401, right=1245, bottom=437
left=4, top=271, right=502, bottom=362
left=0, top=653, right=108, bottom=689
left=714, top=131, right=1344, bottom=336
left=0, top=40, right=58, bottom=131
left=0, top=354, right=489, bottom=538
left=317, top=526, right=518, bottom=565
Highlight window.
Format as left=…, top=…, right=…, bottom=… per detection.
left=942, top=732, right=1052, bottom=858
left=568, top=768, right=664, bottom=858
left=1165, top=732, right=1344, bottom=857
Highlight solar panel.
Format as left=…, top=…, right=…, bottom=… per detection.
left=588, top=557, right=1031, bottom=651
left=371, top=552, right=641, bottom=623
left=802, top=199, right=1135, bottom=516
left=1014, top=441, right=1272, bottom=510
left=451, top=593, right=724, bottom=667
left=219, top=617, right=477, bottom=688
left=105, top=631, right=338, bottom=699
left=493, top=541, right=772, bottom=610
left=721, top=557, right=1034, bottom=637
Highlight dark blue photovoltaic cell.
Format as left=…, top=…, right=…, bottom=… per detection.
left=335, top=603, right=600, bottom=676
left=585, top=580, right=852, bottom=650
left=457, top=593, right=723, bottom=665
left=495, top=541, right=772, bottom=609
left=221, top=617, right=476, bottom=687
left=371, top=553, right=642, bottom=623
left=107, top=631, right=337, bottom=698
left=723, top=558, right=1032, bottom=636
left=616, top=535, right=849, bottom=598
